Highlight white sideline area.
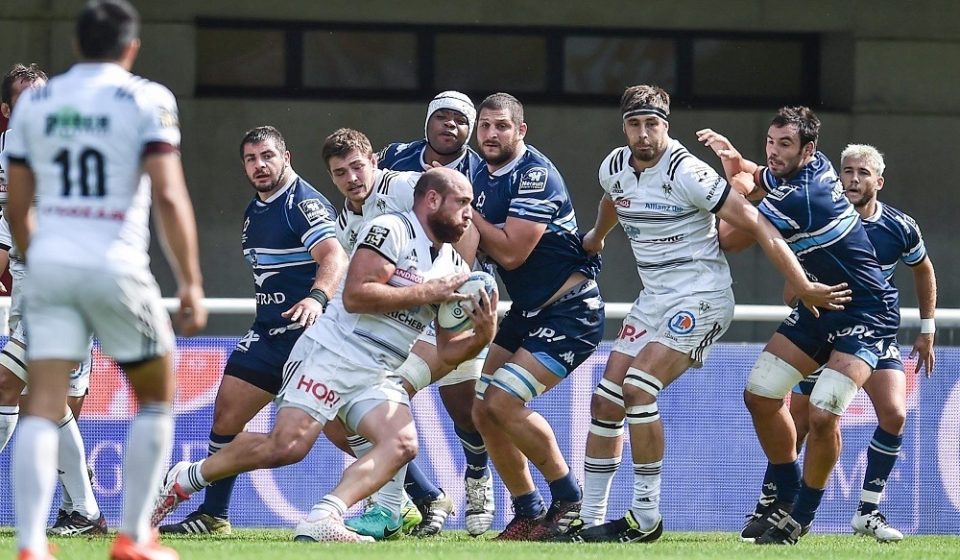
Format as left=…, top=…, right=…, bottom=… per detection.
left=0, top=297, right=955, bottom=333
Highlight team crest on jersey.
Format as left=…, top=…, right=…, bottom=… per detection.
left=376, top=198, right=387, bottom=212
left=668, top=310, right=696, bottom=334
left=475, top=191, right=486, bottom=208
left=158, top=107, right=179, bottom=129
left=767, top=184, right=799, bottom=201
left=519, top=167, right=548, bottom=193
left=693, top=166, right=713, bottom=183
left=362, top=225, right=390, bottom=248
left=298, top=199, right=329, bottom=226
left=661, top=183, right=673, bottom=197
left=241, top=217, right=250, bottom=243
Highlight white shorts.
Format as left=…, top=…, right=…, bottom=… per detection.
left=612, top=288, right=734, bottom=367
left=24, top=264, right=173, bottom=364
left=7, top=262, right=27, bottom=331
left=416, top=322, right=484, bottom=388
left=276, top=336, right=409, bottom=430
left=2, top=321, right=92, bottom=397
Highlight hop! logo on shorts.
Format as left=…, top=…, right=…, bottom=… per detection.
left=668, top=311, right=696, bottom=335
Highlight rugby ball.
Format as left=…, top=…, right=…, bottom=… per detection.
left=436, top=271, right=497, bottom=332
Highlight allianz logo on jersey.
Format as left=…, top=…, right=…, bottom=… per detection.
left=45, top=107, right=110, bottom=137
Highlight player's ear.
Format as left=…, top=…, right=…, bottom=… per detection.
left=518, top=121, right=527, bottom=140
left=0, top=103, right=10, bottom=120
left=802, top=141, right=815, bottom=158
left=876, top=175, right=884, bottom=191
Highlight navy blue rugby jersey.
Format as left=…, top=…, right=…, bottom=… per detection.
left=470, top=144, right=599, bottom=310
left=378, top=139, right=483, bottom=178
left=861, top=201, right=927, bottom=290
left=757, top=152, right=896, bottom=310
left=242, top=175, right=337, bottom=330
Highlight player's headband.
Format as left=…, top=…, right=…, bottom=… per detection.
left=622, top=106, right=669, bottom=122
left=425, top=91, right=477, bottom=140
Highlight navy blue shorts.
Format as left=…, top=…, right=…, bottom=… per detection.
left=494, top=280, right=605, bottom=378
left=793, top=340, right=904, bottom=396
left=777, top=302, right=899, bottom=370
left=224, top=324, right=303, bottom=394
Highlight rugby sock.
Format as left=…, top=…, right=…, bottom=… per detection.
left=200, top=432, right=237, bottom=519
left=379, top=464, right=409, bottom=524
left=858, top=427, right=902, bottom=514
left=57, top=411, right=100, bottom=519
left=770, top=461, right=801, bottom=505
left=455, top=425, right=489, bottom=480
left=0, top=405, right=18, bottom=453
left=630, top=461, right=662, bottom=530
left=347, top=434, right=374, bottom=457
left=548, top=469, right=582, bottom=503
left=121, top=403, right=173, bottom=544
left=406, top=462, right=442, bottom=503
left=791, top=482, right=825, bottom=528
left=176, top=460, right=210, bottom=494
left=13, top=416, right=58, bottom=554
left=307, top=495, right=347, bottom=522
left=759, top=462, right=778, bottom=506
left=512, top=490, right=546, bottom=518
left=581, top=455, right=621, bottom=525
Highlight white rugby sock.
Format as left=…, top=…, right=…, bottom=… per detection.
left=121, top=403, right=172, bottom=544
left=307, top=495, right=347, bottom=522
left=582, top=455, right=621, bottom=526
left=57, top=411, right=99, bottom=519
left=0, top=405, right=19, bottom=453
left=14, top=416, right=58, bottom=554
left=378, top=464, right=408, bottom=523
left=631, top=461, right=663, bottom=530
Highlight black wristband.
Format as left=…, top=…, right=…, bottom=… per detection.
left=308, top=288, right=329, bottom=311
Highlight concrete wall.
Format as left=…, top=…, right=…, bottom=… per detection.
left=2, top=1, right=957, bottom=335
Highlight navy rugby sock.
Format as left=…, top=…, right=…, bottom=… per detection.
left=405, top=461, right=442, bottom=503
left=858, top=427, right=902, bottom=514
left=512, top=490, right=546, bottom=518
left=548, top=470, right=582, bottom=503
left=200, top=432, right=237, bottom=519
left=454, top=425, right=489, bottom=480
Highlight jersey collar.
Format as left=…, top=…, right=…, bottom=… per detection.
left=258, top=170, right=298, bottom=204
left=419, top=145, right=467, bottom=171
left=490, top=143, right=527, bottom=177
left=862, top=200, right=884, bottom=223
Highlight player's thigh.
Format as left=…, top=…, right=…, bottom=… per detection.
left=81, top=269, right=174, bottom=364
left=212, top=374, right=276, bottom=433
left=631, top=341, right=696, bottom=391
left=863, top=368, right=906, bottom=425
left=22, top=265, right=93, bottom=362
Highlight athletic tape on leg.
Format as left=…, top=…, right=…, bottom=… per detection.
left=489, top=363, right=545, bottom=403
left=395, top=352, right=432, bottom=392
left=593, top=378, right=625, bottom=408
left=746, top=351, right=804, bottom=399
left=589, top=417, right=625, bottom=437
left=622, top=368, right=662, bottom=397
left=809, top=367, right=859, bottom=416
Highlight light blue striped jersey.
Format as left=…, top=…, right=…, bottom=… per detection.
left=242, top=174, right=337, bottom=330
left=378, top=138, right=483, bottom=178
left=861, top=201, right=927, bottom=290
left=758, top=152, right=896, bottom=310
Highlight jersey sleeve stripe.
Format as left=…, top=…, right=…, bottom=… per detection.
left=356, top=243, right=397, bottom=265
left=902, top=243, right=926, bottom=265
left=142, top=141, right=179, bottom=156
left=709, top=182, right=732, bottom=213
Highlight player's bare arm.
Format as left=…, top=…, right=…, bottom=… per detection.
left=697, top=130, right=766, bottom=202
left=5, top=162, right=35, bottom=256
left=473, top=212, right=546, bottom=270
left=910, top=256, right=937, bottom=376
left=342, top=246, right=469, bottom=314
left=715, top=189, right=851, bottom=317
left=146, top=152, right=207, bottom=335
left=435, top=288, right=498, bottom=366
left=281, top=238, right=348, bottom=327
left=582, top=194, right=620, bottom=256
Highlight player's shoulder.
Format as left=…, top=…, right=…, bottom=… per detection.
left=670, top=145, right=721, bottom=185
left=378, top=139, right=424, bottom=169
left=879, top=201, right=921, bottom=231
left=366, top=210, right=418, bottom=241
left=377, top=168, right=420, bottom=195
left=289, top=177, right=335, bottom=224
left=515, top=145, right=561, bottom=194
left=598, top=146, right=630, bottom=185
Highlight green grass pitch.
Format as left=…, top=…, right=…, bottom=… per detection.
left=4, top=529, right=960, bottom=560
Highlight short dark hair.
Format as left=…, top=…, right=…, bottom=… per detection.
left=1, top=63, right=47, bottom=106
left=620, top=85, right=670, bottom=117
left=321, top=128, right=374, bottom=168
left=478, top=93, right=524, bottom=128
left=76, top=0, right=140, bottom=60
left=240, top=126, right=287, bottom=158
left=771, top=106, right=820, bottom=147
left=413, top=168, right=456, bottom=201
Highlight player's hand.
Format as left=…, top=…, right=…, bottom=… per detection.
left=424, top=272, right=471, bottom=305
left=910, top=333, right=935, bottom=378
left=465, top=288, right=498, bottom=343
left=796, top=282, right=852, bottom=318
left=696, top=128, right=741, bottom=161
left=282, top=297, right=324, bottom=327
left=175, top=283, right=207, bottom=336
left=581, top=228, right=605, bottom=256
left=0, top=281, right=6, bottom=294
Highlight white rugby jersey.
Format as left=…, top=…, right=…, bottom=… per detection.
left=309, top=210, right=468, bottom=370
left=335, top=168, right=419, bottom=252
left=1, top=63, right=181, bottom=273
left=598, top=139, right=732, bottom=294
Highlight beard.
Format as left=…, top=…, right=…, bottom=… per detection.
left=427, top=212, right=466, bottom=244
left=251, top=165, right=287, bottom=192
left=482, top=140, right=517, bottom=166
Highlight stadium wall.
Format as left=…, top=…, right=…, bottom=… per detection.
left=0, top=1, right=957, bottom=337
left=0, top=337, right=957, bottom=533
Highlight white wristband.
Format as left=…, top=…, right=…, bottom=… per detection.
left=920, top=318, right=936, bottom=334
